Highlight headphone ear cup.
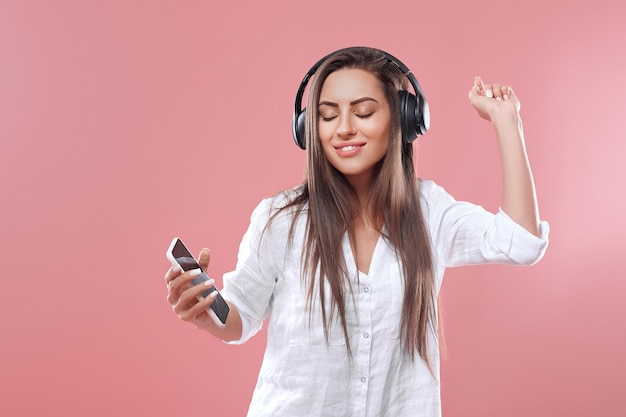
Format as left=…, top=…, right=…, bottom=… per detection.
left=419, top=99, right=430, bottom=136
left=399, top=89, right=429, bottom=143
left=399, top=90, right=419, bottom=144
left=294, top=109, right=307, bottom=149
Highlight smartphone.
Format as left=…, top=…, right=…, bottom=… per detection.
left=166, top=237, right=230, bottom=328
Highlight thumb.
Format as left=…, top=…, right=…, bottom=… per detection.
left=197, top=248, right=211, bottom=272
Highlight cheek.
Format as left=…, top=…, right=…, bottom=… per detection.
left=363, top=121, right=391, bottom=147
left=316, top=124, right=334, bottom=160
left=361, top=111, right=391, bottom=137
left=317, top=122, right=333, bottom=144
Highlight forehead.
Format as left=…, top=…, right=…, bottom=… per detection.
left=319, top=68, right=385, bottom=102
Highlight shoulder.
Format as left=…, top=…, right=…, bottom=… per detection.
left=417, top=178, right=455, bottom=207
left=417, top=178, right=437, bottom=197
left=249, top=184, right=307, bottom=232
left=417, top=178, right=483, bottom=230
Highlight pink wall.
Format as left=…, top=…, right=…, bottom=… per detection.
left=1, top=0, right=624, bottom=415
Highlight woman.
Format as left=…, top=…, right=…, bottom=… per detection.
left=164, top=47, right=549, bottom=416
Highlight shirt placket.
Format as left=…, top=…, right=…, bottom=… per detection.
left=352, top=271, right=373, bottom=416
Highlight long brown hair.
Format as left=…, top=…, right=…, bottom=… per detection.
left=275, top=47, right=436, bottom=367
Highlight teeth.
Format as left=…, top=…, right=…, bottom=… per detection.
left=342, top=146, right=357, bottom=151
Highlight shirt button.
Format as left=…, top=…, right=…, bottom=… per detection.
left=360, top=377, right=367, bottom=383
left=363, top=332, right=370, bottom=339
left=363, top=287, right=370, bottom=293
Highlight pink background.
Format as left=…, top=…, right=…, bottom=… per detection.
left=1, top=0, right=624, bottom=415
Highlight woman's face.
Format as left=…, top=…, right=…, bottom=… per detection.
left=317, top=68, right=391, bottom=186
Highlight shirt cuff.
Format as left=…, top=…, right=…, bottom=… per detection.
left=494, top=208, right=550, bottom=265
left=220, top=289, right=264, bottom=345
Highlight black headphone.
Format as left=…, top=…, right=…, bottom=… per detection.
left=292, top=47, right=430, bottom=150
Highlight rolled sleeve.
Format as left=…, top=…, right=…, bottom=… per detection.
left=420, top=179, right=550, bottom=268
left=492, top=208, right=550, bottom=265
left=220, top=198, right=285, bottom=344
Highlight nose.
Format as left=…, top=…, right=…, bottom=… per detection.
left=337, top=114, right=357, bottom=138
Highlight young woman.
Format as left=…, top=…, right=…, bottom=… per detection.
left=164, top=47, right=549, bottom=416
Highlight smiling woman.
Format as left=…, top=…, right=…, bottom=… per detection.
left=164, top=46, right=549, bottom=416
left=318, top=69, right=392, bottom=186
left=2, top=0, right=624, bottom=415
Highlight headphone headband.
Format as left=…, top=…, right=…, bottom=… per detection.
left=292, top=47, right=430, bottom=149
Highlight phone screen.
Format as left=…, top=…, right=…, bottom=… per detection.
left=170, top=239, right=230, bottom=326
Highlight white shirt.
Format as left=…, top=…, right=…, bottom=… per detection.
left=221, top=179, right=549, bottom=417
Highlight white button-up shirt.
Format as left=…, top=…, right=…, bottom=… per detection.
left=221, top=180, right=549, bottom=417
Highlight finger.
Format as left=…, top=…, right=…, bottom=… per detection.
left=497, top=85, right=508, bottom=100
left=166, top=268, right=203, bottom=305
left=177, top=278, right=215, bottom=308
left=179, top=292, right=218, bottom=323
left=172, top=280, right=205, bottom=314
left=502, top=85, right=512, bottom=100
left=491, top=83, right=502, bottom=100
left=166, top=287, right=181, bottom=306
left=473, top=76, right=485, bottom=95
left=164, top=264, right=182, bottom=283
left=175, top=282, right=218, bottom=321
left=198, top=248, right=211, bottom=272
left=176, top=268, right=205, bottom=291
left=485, top=85, right=494, bottom=98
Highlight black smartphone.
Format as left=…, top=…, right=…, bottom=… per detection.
left=166, top=237, right=230, bottom=328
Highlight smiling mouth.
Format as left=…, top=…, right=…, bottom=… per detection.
left=334, top=143, right=365, bottom=157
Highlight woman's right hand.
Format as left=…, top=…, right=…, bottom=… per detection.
left=164, top=248, right=219, bottom=331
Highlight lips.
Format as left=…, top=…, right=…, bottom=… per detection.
left=334, top=141, right=365, bottom=157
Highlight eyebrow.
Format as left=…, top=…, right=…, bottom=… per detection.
left=318, top=97, right=379, bottom=107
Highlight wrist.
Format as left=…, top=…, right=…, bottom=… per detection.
left=490, top=105, right=520, bottom=127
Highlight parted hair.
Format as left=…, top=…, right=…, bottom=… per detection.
left=274, top=47, right=437, bottom=368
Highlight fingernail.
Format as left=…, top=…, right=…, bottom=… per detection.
left=204, top=279, right=215, bottom=287
left=172, top=265, right=181, bottom=273
left=189, top=268, right=202, bottom=277
left=208, top=291, right=219, bottom=299
left=503, top=94, right=509, bottom=100
left=486, top=89, right=493, bottom=98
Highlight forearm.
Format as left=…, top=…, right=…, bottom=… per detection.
left=492, top=110, right=541, bottom=236
left=203, top=300, right=243, bottom=342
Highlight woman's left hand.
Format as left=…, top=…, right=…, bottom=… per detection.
left=469, top=76, right=520, bottom=122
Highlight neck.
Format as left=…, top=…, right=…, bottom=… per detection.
left=345, top=172, right=373, bottom=209
left=345, top=173, right=381, bottom=231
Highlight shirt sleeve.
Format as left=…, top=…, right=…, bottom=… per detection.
left=220, top=197, right=285, bottom=344
left=420, top=180, right=550, bottom=268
